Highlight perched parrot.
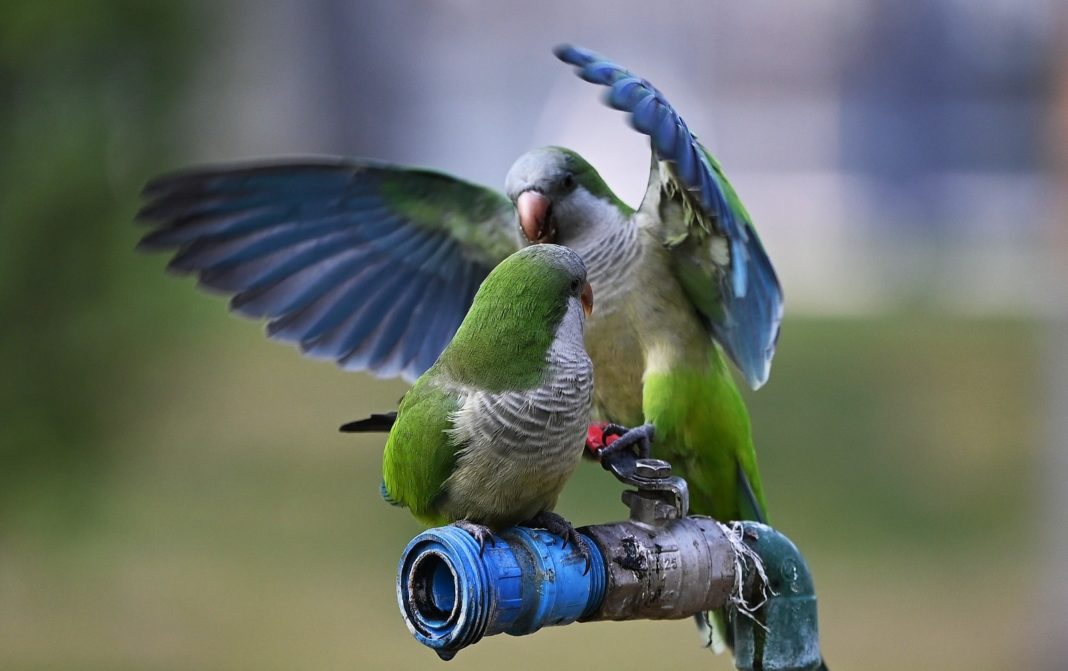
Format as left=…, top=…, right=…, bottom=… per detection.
left=380, top=244, right=595, bottom=554
left=136, top=45, right=788, bottom=661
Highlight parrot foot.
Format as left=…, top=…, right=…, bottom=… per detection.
left=452, top=520, right=497, bottom=556
left=524, top=511, right=591, bottom=575
left=584, top=421, right=618, bottom=458
left=595, top=423, right=655, bottom=461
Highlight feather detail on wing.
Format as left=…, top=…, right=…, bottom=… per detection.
left=138, top=159, right=518, bottom=382
left=555, top=45, right=783, bottom=389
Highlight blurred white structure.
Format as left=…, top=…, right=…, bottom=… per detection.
left=183, top=0, right=1060, bottom=317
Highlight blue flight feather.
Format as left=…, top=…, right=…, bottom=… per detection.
left=138, top=161, right=516, bottom=382
left=392, top=272, right=452, bottom=370
left=290, top=260, right=395, bottom=344
left=200, top=230, right=362, bottom=293
left=340, top=276, right=426, bottom=373
left=312, top=271, right=412, bottom=360
left=554, top=44, right=783, bottom=389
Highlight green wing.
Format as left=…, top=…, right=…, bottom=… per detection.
left=381, top=373, right=461, bottom=525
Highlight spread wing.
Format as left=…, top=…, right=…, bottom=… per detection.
left=138, top=159, right=518, bottom=382
left=555, top=45, right=783, bottom=389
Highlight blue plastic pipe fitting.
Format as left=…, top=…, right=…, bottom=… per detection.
left=397, top=525, right=605, bottom=661
left=396, top=516, right=737, bottom=661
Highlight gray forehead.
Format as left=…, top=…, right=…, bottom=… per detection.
left=504, top=148, right=568, bottom=195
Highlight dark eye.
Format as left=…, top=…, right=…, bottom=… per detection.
left=570, top=279, right=581, bottom=293
left=561, top=173, right=576, bottom=191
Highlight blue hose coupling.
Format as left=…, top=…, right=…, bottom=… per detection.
left=397, top=525, right=605, bottom=661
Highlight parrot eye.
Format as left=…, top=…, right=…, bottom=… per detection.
left=570, top=279, right=581, bottom=293
left=561, top=173, right=576, bottom=191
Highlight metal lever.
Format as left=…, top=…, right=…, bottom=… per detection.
left=601, top=448, right=690, bottom=524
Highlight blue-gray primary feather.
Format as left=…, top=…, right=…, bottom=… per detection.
left=554, top=45, right=783, bottom=389
left=137, top=160, right=517, bottom=382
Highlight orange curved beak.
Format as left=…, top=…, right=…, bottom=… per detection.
left=517, top=191, right=555, bottom=243
left=581, top=281, right=594, bottom=317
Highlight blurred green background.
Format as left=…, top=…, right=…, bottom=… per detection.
left=2, top=2, right=1065, bottom=670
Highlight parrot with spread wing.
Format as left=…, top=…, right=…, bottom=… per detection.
left=137, top=45, right=786, bottom=660
left=380, top=244, right=595, bottom=558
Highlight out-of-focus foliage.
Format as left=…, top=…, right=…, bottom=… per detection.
left=0, top=1, right=201, bottom=527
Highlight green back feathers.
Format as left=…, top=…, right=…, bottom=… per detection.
left=554, top=147, right=635, bottom=216
left=438, top=245, right=584, bottom=393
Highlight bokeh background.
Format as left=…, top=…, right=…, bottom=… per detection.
left=3, top=1, right=1067, bottom=670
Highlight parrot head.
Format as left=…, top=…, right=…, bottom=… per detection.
left=505, top=147, right=631, bottom=248
left=446, top=243, right=594, bottom=368
left=437, top=243, right=593, bottom=391
left=475, top=243, right=593, bottom=320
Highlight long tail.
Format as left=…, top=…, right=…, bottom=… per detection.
left=339, top=411, right=397, bottom=433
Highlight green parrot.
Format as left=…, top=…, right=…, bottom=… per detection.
left=380, top=244, right=595, bottom=555
left=506, top=46, right=779, bottom=654
left=507, top=54, right=778, bottom=508
left=136, top=45, right=786, bottom=660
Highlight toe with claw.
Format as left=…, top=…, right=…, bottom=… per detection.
left=453, top=520, right=497, bottom=556
left=595, top=423, right=655, bottom=463
left=524, top=510, right=592, bottom=575
left=585, top=421, right=620, bottom=458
